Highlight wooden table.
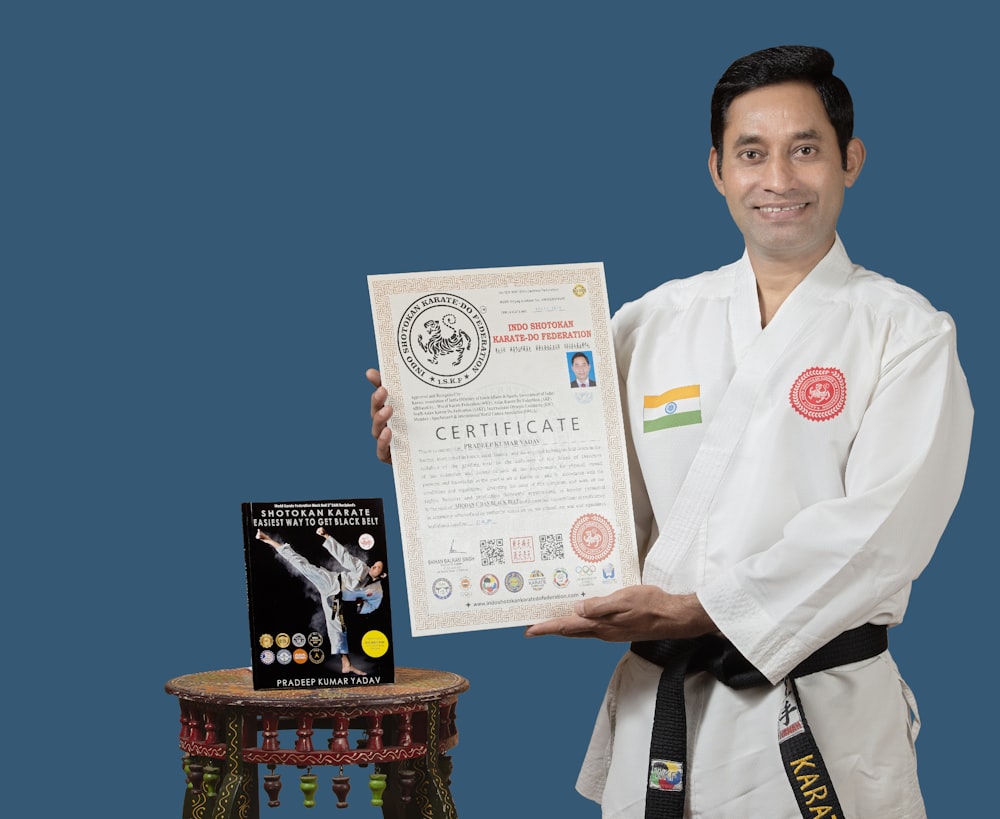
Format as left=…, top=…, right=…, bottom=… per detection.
left=165, top=667, right=469, bottom=817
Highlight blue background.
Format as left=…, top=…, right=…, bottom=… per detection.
left=4, top=3, right=994, bottom=816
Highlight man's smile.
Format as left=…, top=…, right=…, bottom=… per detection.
left=756, top=203, right=807, bottom=213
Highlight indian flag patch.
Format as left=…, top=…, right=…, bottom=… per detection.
left=643, top=385, right=701, bottom=433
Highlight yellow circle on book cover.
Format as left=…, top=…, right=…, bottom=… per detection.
left=259, top=633, right=274, bottom=649
left=361, top=630, right=390, bottom=658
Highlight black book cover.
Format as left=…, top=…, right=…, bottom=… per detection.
left=242, top=498, right=395, bottom=690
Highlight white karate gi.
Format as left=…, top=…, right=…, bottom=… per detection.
left=578, top=237, right=973, bottom=818
left=276, top=536, right=383, bottom=655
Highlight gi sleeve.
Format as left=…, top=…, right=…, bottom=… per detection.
left=698, top=317, right=974, bottom=683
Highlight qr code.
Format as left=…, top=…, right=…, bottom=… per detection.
left=539, top=533, right=564, bottom=560
left=479, top=538, right=505, bottom=566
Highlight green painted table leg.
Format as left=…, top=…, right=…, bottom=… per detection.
left=209, top=709, right=259, bottom=819
left=182, top=759, right=212, bottom=819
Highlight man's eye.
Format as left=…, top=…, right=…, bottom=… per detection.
left=797, top=146, right=815, bottom=156
left=741, top=150, right=760, bottom=160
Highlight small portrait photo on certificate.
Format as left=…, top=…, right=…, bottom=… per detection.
left=568, top=350, right=596, bottom=389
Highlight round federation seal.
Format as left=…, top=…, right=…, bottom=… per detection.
left=432, top=578, right=453, bottom=600
left=480, top=574, right=500, bottom=595
left=789, top=367, right=847, bottom=422
left=504, top=571, right=524, bottom=593
left=397, top=293, right=491, bottom=388
left=570, top=513, right=616, bottom=563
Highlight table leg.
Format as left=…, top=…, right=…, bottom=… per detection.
left=380, top=702, right=458, bottom=819
left=182, top=758, right=212, bottom=819
left=209, top=709, right=259, bottom=819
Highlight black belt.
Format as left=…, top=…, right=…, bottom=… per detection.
left=631, top=623, right=888, bottom=819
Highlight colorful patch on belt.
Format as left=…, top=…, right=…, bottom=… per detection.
left=648, top=759, right=683, bottom=791
left=643, top=385, right=701, bottom=432
left=789, top=367, right=846, bottom=421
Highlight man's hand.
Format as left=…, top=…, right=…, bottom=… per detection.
left=524, top=585, right=716, bottom=643
left=366, top=368, right=393, bottom=464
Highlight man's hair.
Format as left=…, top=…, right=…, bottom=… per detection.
left=710, top=45, right=854, bottom=174
left=571, top=352, right=590, bottom=364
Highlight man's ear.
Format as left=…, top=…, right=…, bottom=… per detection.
left=844, top=137, right=866, bottom=188
left=708, top=147, right=725, bottom=195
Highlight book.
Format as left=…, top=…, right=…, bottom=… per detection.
left=241, top=497, right=395, bottom=690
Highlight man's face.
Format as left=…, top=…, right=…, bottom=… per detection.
left=572, top=356, right=591, bottom=381
left=708, top=81, right=864, bottom=271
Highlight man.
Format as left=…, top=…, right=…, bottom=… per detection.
left=368, top=46, right=973, bottom=818
left=256, top=527, right=386, bottom=675
left=570, top=351, right=597, bottom=387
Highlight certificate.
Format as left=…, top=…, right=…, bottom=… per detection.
left=368, top=263, right=639, bottom=635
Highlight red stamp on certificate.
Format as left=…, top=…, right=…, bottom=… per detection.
left=570, top=513, right=615, bottom=563
left=789, top=367, right=846, bottom=422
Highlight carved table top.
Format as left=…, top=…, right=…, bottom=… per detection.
left=165, top=667, right=469, bottom=713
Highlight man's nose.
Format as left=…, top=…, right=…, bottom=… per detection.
left=762, top=154, right=797, bottom=193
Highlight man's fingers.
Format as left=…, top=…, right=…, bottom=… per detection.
left=370, top=386, right=388, bottom=421
left=371, top=401, right=393, bottom=463
left=376, top=426, right=393, bottom=465
left=367, top=369, right=394, bottom=464
left=371, top=401, right=393, bottom=437
left=368, top=369, right=388, bottom=423
left=525, top=593, right=630, bottom=637
left=575, top=590, right=630, bottom=620
left=524, top=614, right=597, bottom=638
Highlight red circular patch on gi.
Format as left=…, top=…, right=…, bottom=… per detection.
left=789, top=367, right=846, bottom=422
left=570, top=513, right=615, bottom=563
